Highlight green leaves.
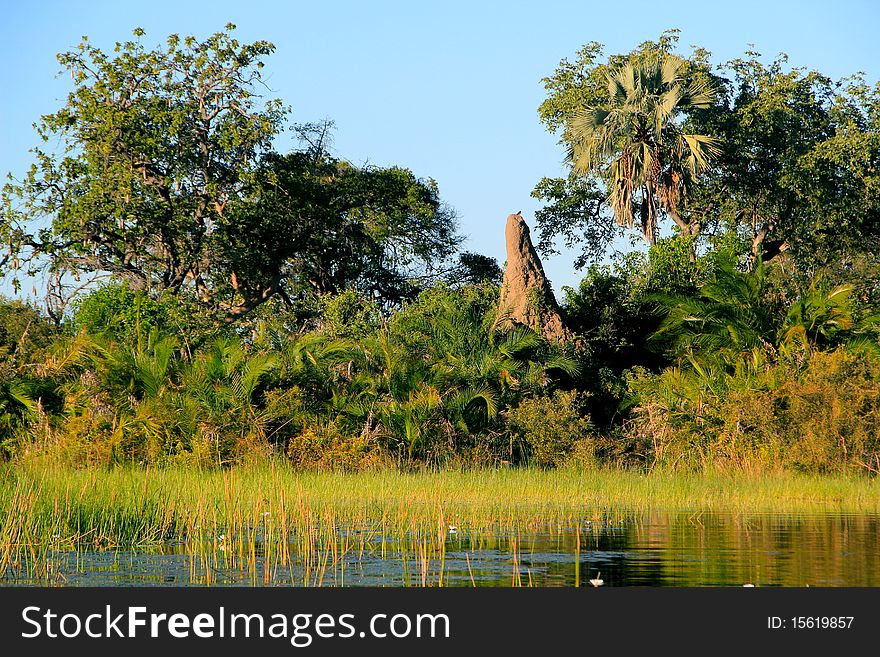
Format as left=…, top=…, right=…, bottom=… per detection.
left=688, top=53, right=880, bottom=271
left=650, top=254, right=879, bottom=377
left=3, top=28, right=463, bottom=323
left=536, top=34, right=721, bottom=257
left=651, top=258, right=777, bottom=363
left=3, top=25, right=285, bottom=314
left=217, top=124, right=461, bottom=315
left=535, top=33, right=880, bottom=280
left=567, top=53, right=720, bottom=243
left=261, top=285, right=576, bottom=458
left=781, top=282, right=856, bottom=352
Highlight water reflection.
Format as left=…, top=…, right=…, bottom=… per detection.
left=4, top=511, right=879, bottom=587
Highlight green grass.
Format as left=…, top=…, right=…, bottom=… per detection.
left=1, top=457, right=878, bottom=585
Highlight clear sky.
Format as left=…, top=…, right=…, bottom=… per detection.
left=2, top=0, right=878, bottom=303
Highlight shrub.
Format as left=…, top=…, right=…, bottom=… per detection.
left=508, top=390, right=592, bottom=468
left=0, top=298, right=56, bottom=363
left=69, top=283, right=218, bottom=349
left=71, top=284, right=169, bottom=341
left=317, top=289, right=382, bottom=340
left=648, top=234, right=707, bottom=295
left=286, top=423, right=382, bottom=471
left=629, top=347, right=880, bottom=474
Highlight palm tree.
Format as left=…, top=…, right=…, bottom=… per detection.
left=652, top=257, right=878, bottom=371
left=781, top=282, right=855, bottom=352
left=0, top=376, right=37, bottom=455
left=568, top=54, right=720, bottom=244
left=307, top=289, right=580, bottom=459
left=179, top=337, right=281, bottom=461
left=651, top=258, right=779, bottom=367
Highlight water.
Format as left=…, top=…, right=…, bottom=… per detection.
left=5, top=510, right=879, bottom=586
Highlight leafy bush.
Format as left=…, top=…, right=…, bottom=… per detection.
left=70, top=283, right=218, bottom=349
left=30, top=328, right=285, bottom=466
left=71, top=284, right=170, bottom=341
left=317, top=289, right=382, bottom=340
left=647, top=235, right=707, bottom=295
left=508, top=390, right=592, bottom=468
left=0, top=298, right=56, bottom=362
left=561, top=256, right=665, bottom=426
left=286, top=423, right=383, bottom=471
left=0, top=299, right=53, bottom=457
left=629, top=348, right=880, bottom=474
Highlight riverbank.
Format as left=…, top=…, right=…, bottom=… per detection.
left=4, top=458, right=879, bottom=539
left=2, top=459, right=878, bottom=585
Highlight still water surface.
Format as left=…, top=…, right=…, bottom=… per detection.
left=7, top=510, right=879, bottom=586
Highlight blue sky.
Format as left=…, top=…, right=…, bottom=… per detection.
left=2, top=0, right=878, bottom=302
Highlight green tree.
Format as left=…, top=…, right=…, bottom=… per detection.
left=1, top=30, right=464, bottom=320
left=559, top=239, right=706, bottom=426
left=534, top=33, right=880, bottom=281
left=688, top=52, right=880, bottom=272
left=274, top=284, right=579, bottom=460
left=443, top=252, right=502, bottom=287
left=1, top=26, right=285, bottom=319
left=533, top=31, right=721, bottom=260
left=0, top=298, right=56, bottom=364
left=220, top=123, right=461, bottom=314
left=566, top=54, right=719, bottom=244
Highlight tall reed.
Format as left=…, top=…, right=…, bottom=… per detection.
left=1, top=457, right=877, bottom=585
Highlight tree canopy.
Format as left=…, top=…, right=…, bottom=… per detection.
left=689, top=52, right=880, bottom=272
left=2, top=26, right=283, bottom=312
left=1, top=26, right=464, bottom=321
left=565, top=52, right=719, bottom=244
left=218, top=122, right=460, bottom=317
left=534, top=30, right=880, bottom=277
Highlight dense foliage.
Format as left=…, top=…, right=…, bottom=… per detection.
left=534, top=29, right=880, bottom=276
left=0, top=27, right=466, bottom=321
left=0, top=284, right=577, bottom=468
left=1, top=27, right=878, bottom=475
